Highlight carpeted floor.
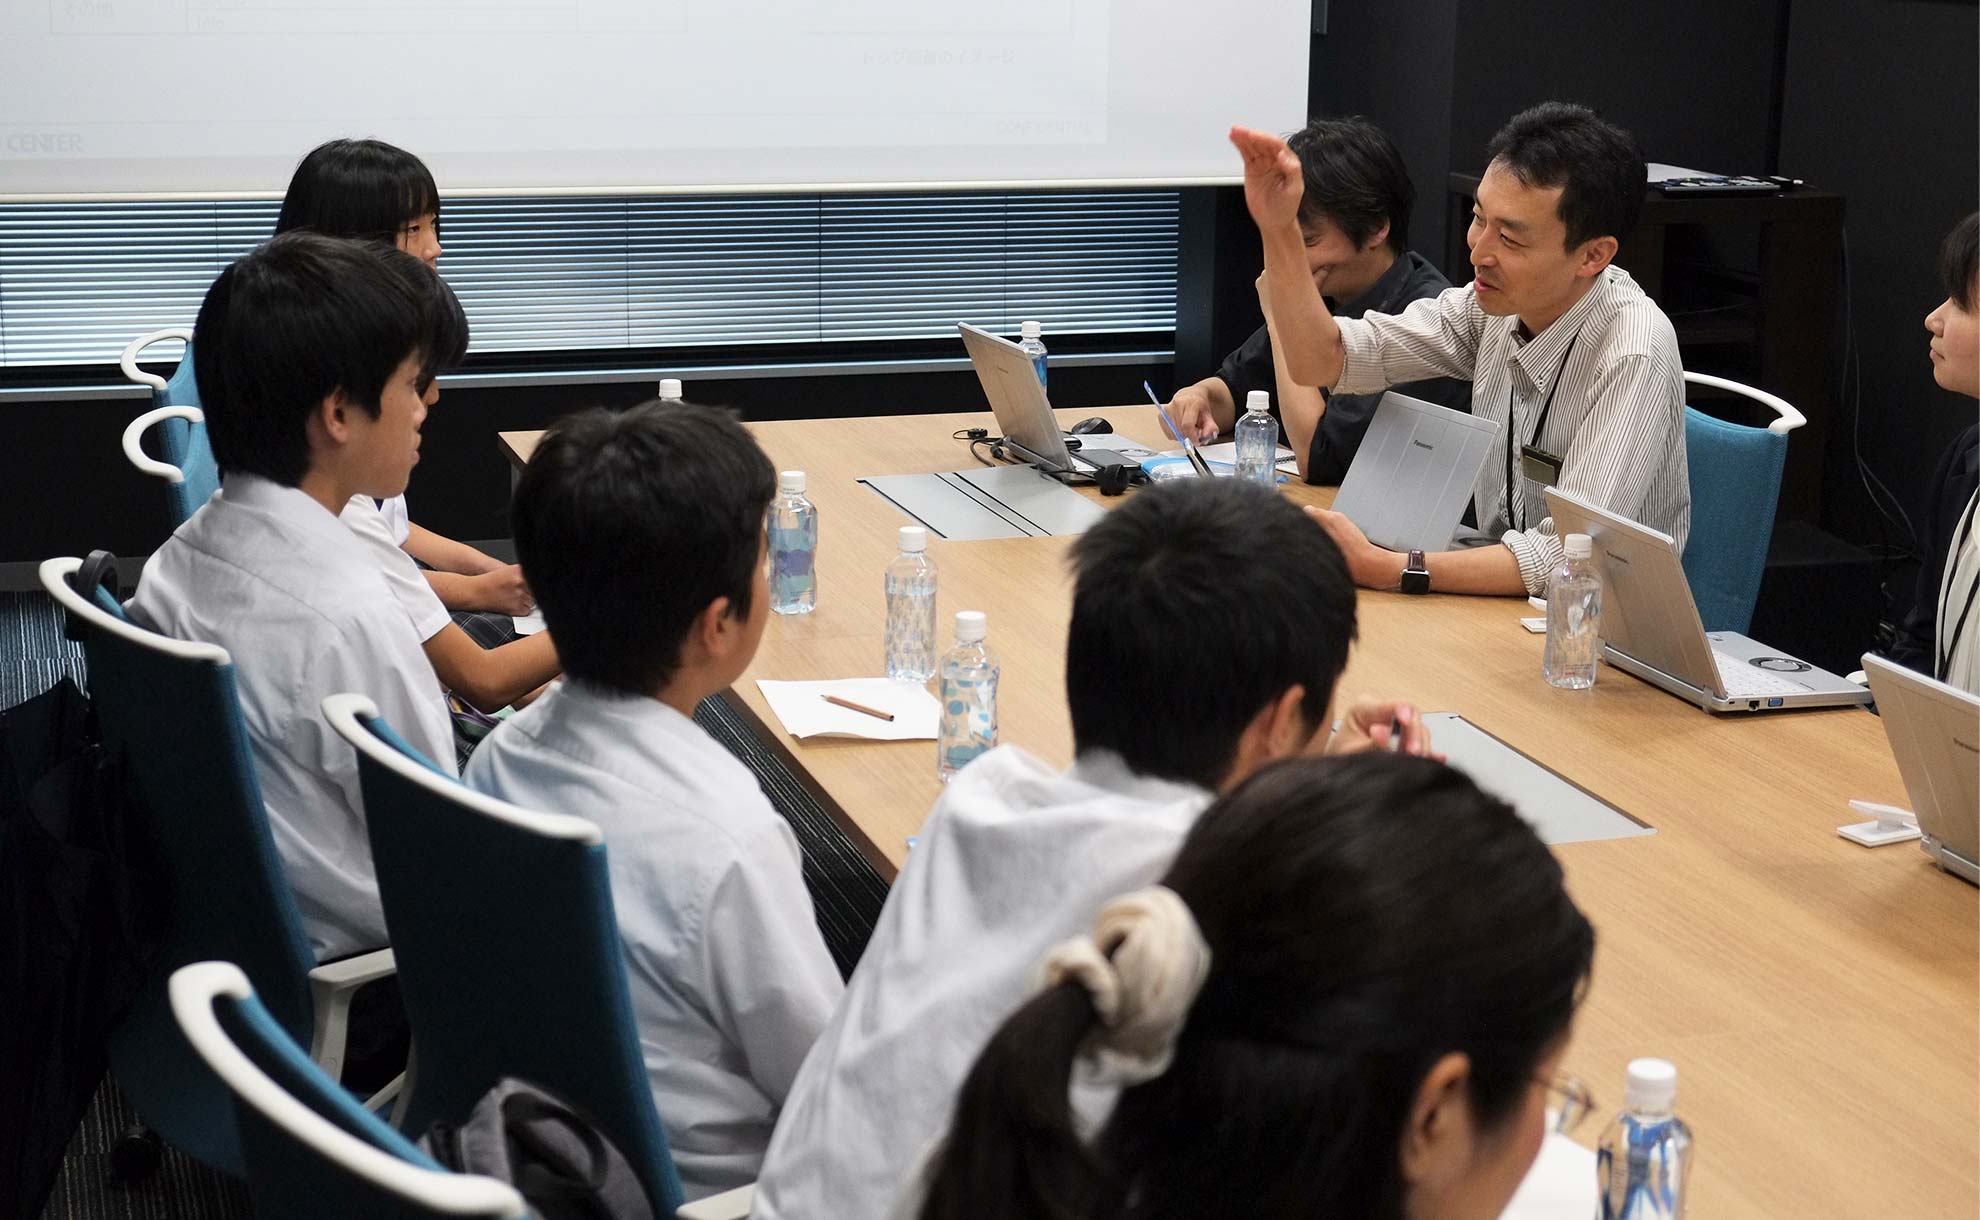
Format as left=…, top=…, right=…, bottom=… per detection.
left=4, top=589, right=888, bottom=1217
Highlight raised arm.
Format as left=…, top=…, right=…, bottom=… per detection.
left=1230, top=126, right=1344, bottom=389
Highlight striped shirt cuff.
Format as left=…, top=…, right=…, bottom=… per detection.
left=1333, top=316, right=1388, bottom=395
left=1503, top=529, right=1563, bottom=598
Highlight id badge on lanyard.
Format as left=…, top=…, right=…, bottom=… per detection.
left=1518, top=444, right=1565, bottom=527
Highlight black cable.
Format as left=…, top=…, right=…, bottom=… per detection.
left=1842, top=227, right=1922, bottom=562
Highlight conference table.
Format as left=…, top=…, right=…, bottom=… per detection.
left=501, top=405, right=1978, bottom=1218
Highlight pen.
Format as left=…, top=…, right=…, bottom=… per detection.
left=822, top=693, right=895, bottom=722
left=1388, top=713, right=1405, bottom=753
left=1144, top=380, right=1186, bottom=445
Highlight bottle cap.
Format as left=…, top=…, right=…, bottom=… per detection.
left=1564, top=533, right=1592, bottom=559
left=1624, top=1058, right=1678, bottom=1111
left=657, top=378, right=683, bottom=400
left=898, top=525, right=928, bottom=553
left=1245, top=389, right=1271, bottom=413
left=954, top=610, right=987, bottom=643
left=778, top=470, right=806, bottom=494
left=1020, top=320, right=1043, bottom=340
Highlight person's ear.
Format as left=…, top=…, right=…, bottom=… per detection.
left=305, top=389, right=354, bottom=453
left=1400, top=1052, right=1476, bottom=1195
left=700, top=595, right=742, bottom=660
left=1263, top=683, right=1313, bottom=757
left=1364, top=221, right=1392, bottom=254
left=1576, top=235, right=1619, bottom=278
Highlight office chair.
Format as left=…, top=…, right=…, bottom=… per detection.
left=39, top=558, right=398, bottom=1178
left=1679, top=372, right=1806, bottom=635
left=119, top=328, right=219, bottom=528
left=169, top=961, right=526, bottom=1219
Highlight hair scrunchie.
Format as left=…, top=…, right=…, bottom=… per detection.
left=1034, top=886, right=1212, bottom=1087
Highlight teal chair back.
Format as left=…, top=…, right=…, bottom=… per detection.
left=323, top=694, right=688, bottom=1216
left=40, top=557, right=319, bottom=1174
left=1678, top=373, right=1805, bottom=635
left=120, top=329, right=219, bottom=528
left=169, top=962, right=526, bottom=1220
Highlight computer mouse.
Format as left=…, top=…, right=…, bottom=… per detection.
left=1069, top=417, right=1113, bottom=435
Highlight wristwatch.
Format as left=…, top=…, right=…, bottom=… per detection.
left=1399, top=550, right=1431, bottom=595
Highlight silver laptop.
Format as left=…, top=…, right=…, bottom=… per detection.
left=958, top=323, right=1136, bottom=475
left=1545, top=487, right=1872, bottom=713
left=1862, top=654, right=1980, bottom=884
left=1331, top=391, right=1501, bottom=552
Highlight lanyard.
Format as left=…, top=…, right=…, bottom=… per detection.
left=1938, top=492, right=1980, bottom=683
left=1504, top=330, right=1581, bottom=531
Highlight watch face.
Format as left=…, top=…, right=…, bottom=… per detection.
left=1401, top=569, right=1431, bottom=595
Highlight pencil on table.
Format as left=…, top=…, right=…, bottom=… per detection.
left=822, top=693, right=895, bottom=722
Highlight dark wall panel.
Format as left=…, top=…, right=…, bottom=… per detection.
left=1778, top=0, right=1980, bottom=547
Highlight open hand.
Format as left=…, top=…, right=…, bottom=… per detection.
left=1230, top=126, right=1304, bottom=234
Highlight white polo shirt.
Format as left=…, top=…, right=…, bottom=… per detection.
left=342, top=495, right=449, bottom=642
left=753, top=745, right=1210, bottom=1220
left=463, top=680, right=843, bottom=1201
left=127, top=474, right=455, bottom=961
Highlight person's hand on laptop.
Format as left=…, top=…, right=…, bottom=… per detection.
left=1306, top=506, right=1405, bottom=590
left=1168, top=384, right=1225, bottom=443
left=1325, top=697, right=1435, bottom=757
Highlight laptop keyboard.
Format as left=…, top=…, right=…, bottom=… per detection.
left=1712, top=650, right=1809, bottom=697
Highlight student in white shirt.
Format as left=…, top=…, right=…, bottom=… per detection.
left=463, top=402, right=843, bottom=1200
left=753, top=478, right=1432, bottom=1220
left=1233, top=103, right=1688, bottom=597
left=127, top=233, right=457, bottom=961
left=900, top=753, right=1596, bottom=1220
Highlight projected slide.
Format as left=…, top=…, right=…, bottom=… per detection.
left=0, top=0, right=1307, bottom=195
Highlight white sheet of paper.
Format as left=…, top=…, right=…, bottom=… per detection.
left=1500, top=1133, right=1598, bottom=1219
left=513, top=610, right=546, bottom=635
left=756, top=677, right=942, bottom=741
left=1646, top=161, right=1716, bottom=182
left=1193, top=440, right=1298, bottom=470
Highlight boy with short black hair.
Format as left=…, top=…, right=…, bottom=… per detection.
left=463, top=402, right=842, bottom=1201
left=129, top=231, right=457, bottom=961
left=753, top=477, right=1430, bottom=1219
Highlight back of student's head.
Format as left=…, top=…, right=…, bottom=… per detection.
left=193, top=232, right=450, bottom=485
left=1065, top=478, right=1355, bottom=790
left=1486, top=102, right=1645, bottom=249
left=275, top=138, right=441, bottom=245
left=1290, top=115, right=1416, bottom=254
left=920, top=752, right=1594, bottom=1220
left=511, top=402, right=775, bottom=697
left=1942, top=211, right=1979, bottom=310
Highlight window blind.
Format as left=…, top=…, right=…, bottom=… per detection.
left=0, top=191, right=1180, bottom=369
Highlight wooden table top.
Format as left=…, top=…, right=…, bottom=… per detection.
left=500, top=405, right=1978, bottom=1218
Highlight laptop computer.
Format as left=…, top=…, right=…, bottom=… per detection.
left=1330, top=391, right=1501, bottom=552
left=1862, top=654, right=1980, bottom=884
left=1545, top=487, right=1872, bottom=713
left=958, top=323, right=1138, bottom=475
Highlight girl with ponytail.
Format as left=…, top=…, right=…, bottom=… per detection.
left=909, top=751, right=1596, bottom=1220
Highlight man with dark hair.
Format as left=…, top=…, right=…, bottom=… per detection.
left=1170, top=115, right=1467, bottom=483
left=754, top=478, right=1430, bottom=1220
left=463, top=402, right=842, bottom=1201
left=1235, top=101, right=1688, bottom=598
left=1887, top=211, right=1980, bottom=692
left=128, top=232, right=457, bottom=961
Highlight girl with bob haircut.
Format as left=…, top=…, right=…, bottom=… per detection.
left=277, top=137, right=535, bottom=653
left=902, top=751, right=1597, bottom=1220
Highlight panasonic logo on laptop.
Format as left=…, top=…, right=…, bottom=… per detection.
left=1604, top=551, right=1630, bottom=565
left=1410, top=439, right=1435, bottom=451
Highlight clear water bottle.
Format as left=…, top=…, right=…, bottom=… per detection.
left=1543, top=532, right=1602, bottom=689
left=1018, top=320, right=1048, bottom=390
left=937, top=611, right=998, bottom=782
left=657, top=377, right=684, bottom=404
left=1234, top=389, right=1279, bottom=485
left=1597, top=1058, right=1693, bottom=1219
left=768, top=470, right=817, bottom=615
left=884, top=525, right=938, bottom=682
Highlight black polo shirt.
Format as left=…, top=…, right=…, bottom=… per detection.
left=1213, top=250, right=1471, bottom=485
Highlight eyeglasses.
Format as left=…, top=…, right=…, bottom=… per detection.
left=1539, top=1072, right=1598, bottom=1136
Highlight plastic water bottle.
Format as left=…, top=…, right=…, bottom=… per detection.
left=768, top=470, right=817, bottom=615
left=1234, top=389, right=1279, bottom=485
left=884, top=525, right=938, bottom=682
left=657, top=378, right=683, bottom=404
left=1543, top=532, right=1602, bottom=689
left=937, top=611, right=998, bottom=781
left=1018, top=320, right=1048, bottom=390
left=1597, top=1059, right=1694, bottom=1219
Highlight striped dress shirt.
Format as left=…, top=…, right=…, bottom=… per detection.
left=1334, top=265, right=1689, bottom=594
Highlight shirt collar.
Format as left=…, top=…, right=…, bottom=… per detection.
left=1333, top=250, right=1416, bottom=319
left=1066, top=749, right=1211, bottom=808
left=220, top=472, right=367, bottom=549
left=1509, top=265, right=1619, bottom=389
left=548, top=680, right=732, bottom=769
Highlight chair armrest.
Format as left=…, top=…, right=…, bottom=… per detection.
left=306, top=947, right=396, bottom=1085
left=677, top=1183, right=755, bottom=1220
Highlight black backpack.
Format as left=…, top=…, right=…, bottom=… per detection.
left=418, top=1077, right=658, bottom=1220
